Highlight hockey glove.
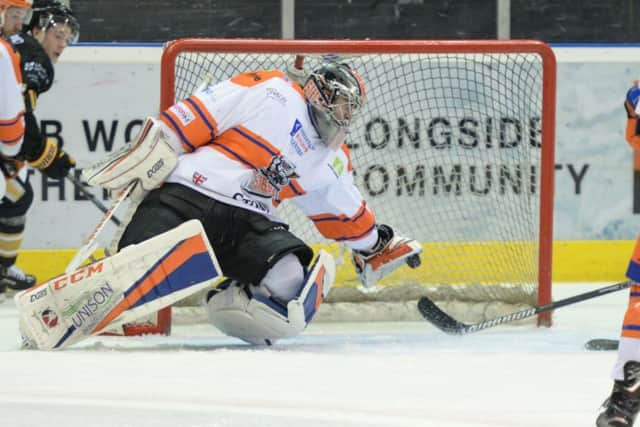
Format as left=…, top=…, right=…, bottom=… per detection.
left=351, top=224, right=422, bottom=288
left=626, top=83, right=640, bottom=118
left=28, top=138, right=76, bottom=179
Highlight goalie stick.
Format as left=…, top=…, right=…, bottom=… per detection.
left=418, top=280, right=632, bottom=335
left=65, top=180, right=137, bottom=274
left=65, top=172, right=121, bottom=226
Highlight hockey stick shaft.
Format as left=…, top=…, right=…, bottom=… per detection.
left=418, top=280, right=631, bottom=335
left=65, top=173, right=121, bottom=226
left=64, top=181, right=136, bottom=274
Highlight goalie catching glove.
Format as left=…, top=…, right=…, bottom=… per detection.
left=82, top=117, right=178, bottom=194
left=351, top=224, right=422, bottom=288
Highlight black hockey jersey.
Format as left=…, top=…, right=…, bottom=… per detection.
left=10, top=32, right=54, bottom=111
left=7, top=33, right=54, bottom=163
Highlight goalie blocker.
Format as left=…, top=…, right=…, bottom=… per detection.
left=15, top=220, right=221, bottom=350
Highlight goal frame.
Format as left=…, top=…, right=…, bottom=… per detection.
left=152, top=38, right=556, bottom=334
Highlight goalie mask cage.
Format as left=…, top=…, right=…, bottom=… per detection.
left=125, top=38, right=556, bottom=336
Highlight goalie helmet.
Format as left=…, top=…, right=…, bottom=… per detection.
left=26, top=0, right=78, bottom=43
left=303, top=62, right=366, bottom=150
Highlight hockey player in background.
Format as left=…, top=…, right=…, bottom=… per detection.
left=15, top=61, right=423, bottom=350
left=596, top=84, right=640, bottom=427
left=0, top=0, right=29, bottom=302
left=0, top=0, right=29, bottom=36
left=0, top=0, right=77, bottom=295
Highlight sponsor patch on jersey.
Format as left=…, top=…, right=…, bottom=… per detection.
left=289, top=119, right=315, bottom=156
left=169, top=103, right=195, bottom=126
left=200, top=85, right=216, bottom=102
left=232, top=192, right=270, bottom=213
left=330, top=156, right=345, bottom=177
left=9, top=34, right=24, bottom=45
left=266, top=87, right=287, bottom=106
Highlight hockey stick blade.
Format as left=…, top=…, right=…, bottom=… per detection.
left=585, top=339, right=619, bottom=351
left=416, top=297, right=471, bottom=335
left=418, top=280, right=632, bottom=335
left=418, top=297, right=536, bottom=335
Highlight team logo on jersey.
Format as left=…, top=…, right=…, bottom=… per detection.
left=192, top=172, right=208, bottom=186
left=41, top=308, right=59, bottom=328
left=169, top=103, right=195, bottom=126
left=289, top=119, right=316, bottom=156
left=242, top=156, right=298, bottom=198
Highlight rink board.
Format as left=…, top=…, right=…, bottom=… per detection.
left=16, top=239, right=633, bottom=286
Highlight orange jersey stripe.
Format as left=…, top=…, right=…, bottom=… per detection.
left=210, top=125, right=280, bottom=169
left=231, top=70, right=286, bottom=87
left=92, top=235, right=208, bottom=333
left=160, top=96, right=219, bottom=152
left=631, top=234, right=640, bottom=264
left=0, top=113, right=24, bottom=144
left=310, top=201, right=376, bottom=241
left=186, top=95, right=219, bottom=134
left=277, top=179, right=306, bottom=201
left=626, top=118, right=640, bottom=150
left=0, top=38, right=24, bottom=145
left=622, top=284, right=640, bottom=338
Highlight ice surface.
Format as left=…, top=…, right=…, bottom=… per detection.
left=0, top=283, right=629, bottom=426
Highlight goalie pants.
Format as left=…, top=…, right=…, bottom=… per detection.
left=118, top=183, right=314, bottom=288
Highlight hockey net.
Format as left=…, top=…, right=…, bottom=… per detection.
left=124, top=39, right=556, bottom=335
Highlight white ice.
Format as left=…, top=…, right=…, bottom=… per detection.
left=0, top=283, right=628, bottom=427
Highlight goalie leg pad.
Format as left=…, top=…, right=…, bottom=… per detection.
left=207, top=250, right=335, bottom=345
left=82, top=117, right=178, bottom=193
left=15, top=219, right=221, bottom=350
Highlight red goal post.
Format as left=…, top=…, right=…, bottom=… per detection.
left=138, top=39, right=556, bottom=335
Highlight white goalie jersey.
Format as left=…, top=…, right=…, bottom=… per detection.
left=158, top=70, right=379, bottom=251
left=0, top=37, right=25, bottom=157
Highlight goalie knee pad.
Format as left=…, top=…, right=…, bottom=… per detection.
left=207, top=250, right=336, bottom=345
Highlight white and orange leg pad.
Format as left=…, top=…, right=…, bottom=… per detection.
left=14, top=219, right=221, bottom=350
left=207, top=250, right=335, bottom=345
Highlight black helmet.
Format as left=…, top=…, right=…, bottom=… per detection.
left=303, top=62, right=366, bottom=150
left=26, top=0, right=79, bottom=43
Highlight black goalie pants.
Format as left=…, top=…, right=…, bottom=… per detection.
left=118, top=183, right=314, bottom=286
